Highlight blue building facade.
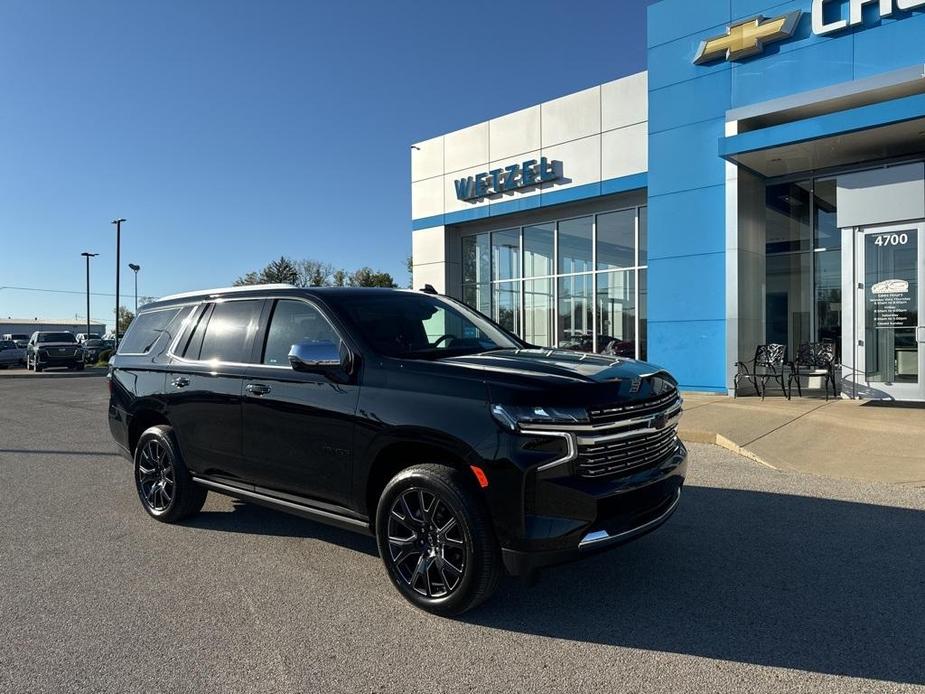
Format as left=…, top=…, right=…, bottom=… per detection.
left=412, top=0, right=925, bottom=401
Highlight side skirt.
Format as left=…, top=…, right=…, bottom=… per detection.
left=191, top=476, right=373, bottom=536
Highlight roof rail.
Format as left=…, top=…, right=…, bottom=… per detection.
left=156, top=284, right=294, bottom=302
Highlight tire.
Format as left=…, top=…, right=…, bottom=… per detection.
left=75, top=363, right=85, bottom=371
left=33, top=356, right=42, bottom=372
left=134, top=425, right=207, bottom=523
left=376, top=464, right=502, bottom=617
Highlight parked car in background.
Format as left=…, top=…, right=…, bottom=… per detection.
left=26, top=331, right=84, bottom=372
left=82, top=339, right=107, bottom=363
left=109, top=285, right=686, bottom=616
left=76, top=333, right=102, bottom=344
left=2, top=333, right=30, bottom=348
left=0, top=340, right=26, bottom=368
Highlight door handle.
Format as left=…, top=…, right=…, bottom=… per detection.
left=171, top=376, right=190, bottom=389
left=245, top=383, right=272, bottom=396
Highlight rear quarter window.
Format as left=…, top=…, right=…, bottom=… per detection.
left=117, top=308, right=184, bottom=355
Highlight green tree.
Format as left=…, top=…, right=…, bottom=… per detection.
left=234, top=256, right=301, bottom=286
left=115, top=305, right=135, bottom=333
left=348, top=267, right=396, bottom=288
left=406, top=255, right=413, bottom=289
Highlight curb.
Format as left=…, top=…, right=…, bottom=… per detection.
left=0, top=369, right=107, bottom=380
left=678, top=429, right=778, bottom=470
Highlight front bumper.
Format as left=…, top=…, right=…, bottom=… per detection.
left=499, top=441, right=687, bottom=576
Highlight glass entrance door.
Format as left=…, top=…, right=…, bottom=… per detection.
left=855, top=222, right=925, bottom=401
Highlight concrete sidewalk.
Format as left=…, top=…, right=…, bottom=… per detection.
left=679, top=392, right=925, bottom=486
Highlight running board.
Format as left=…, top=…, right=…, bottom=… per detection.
left=192, top=476, right=373, bottom=536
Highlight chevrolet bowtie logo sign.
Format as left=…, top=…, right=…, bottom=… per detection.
left=693, top=11, right=802, bottom=65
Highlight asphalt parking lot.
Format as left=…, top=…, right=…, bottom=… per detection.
left=1, top=377, right=923, bottom=693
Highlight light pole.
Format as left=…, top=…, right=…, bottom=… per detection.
left=81, top=252, right=99, bottom=337
left=128, top=263, right=140, bottom=314
left=112, top=218, right=125, bottom=345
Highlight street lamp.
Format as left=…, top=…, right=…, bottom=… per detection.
left=80, top=252, right=99, bottom=338
left=128, top=263, right=141, bottom=313
left=112, top=218, right=125, bottom=345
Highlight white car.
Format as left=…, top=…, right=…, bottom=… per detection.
left=0, top=340, right=26, bottom=369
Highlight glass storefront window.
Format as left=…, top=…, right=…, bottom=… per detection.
left=524, top=223, right=554, bottom=278
left=766, top=252, right=811, bottom=358
left=596, top=271, right=635, bottom=357
left=597, top=209, right=635, bottom=271
left=557, top=274, right=593, bottom=352
left=814, top=177, right=839, bottom=250
left=462, top=233, right=490, bottom=284
left=815, top=250, right=841, bottom=344
left=558, top=216, right=593, bottom=274
left=459, top=206, right=646, bottom=356
left=492, top=281, right=520, bottom=334
left=524, top=279, right=554, bottom=347
left=766, top=181, right=811, bottom=254
left=492, top=229, right=520, bottom=281
left=463, top=283, right=490, bottom=316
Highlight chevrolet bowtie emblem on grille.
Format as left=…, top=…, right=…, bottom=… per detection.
left=694, top=11, right=802, bottom=65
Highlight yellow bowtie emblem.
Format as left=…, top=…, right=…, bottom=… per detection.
left=694, top=11, right=802, bottom=65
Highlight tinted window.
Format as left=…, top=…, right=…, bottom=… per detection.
left=262, top=300, right=339, bottom=366
left=0, top=341, right=15, bottom=349
left=331, top=293, right=520, bottom=358
left=118, top=308, right=183, bottom=354
left=38, top=333, right=76, bottom=343
left=195, top=300, right=262, bottom=363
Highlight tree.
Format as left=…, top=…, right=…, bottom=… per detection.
left=332, top=269, right=347, bottom=287
left=115, top=305, right=135, bottom=333
left=234, top=256, right=300, bottom=286
left=348, top=267, right=396, bottom=288
left=297, top=259, right=336, bottom=287
left=406, top=255, right=414, bottom=289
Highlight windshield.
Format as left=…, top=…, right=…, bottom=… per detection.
left=0, top=341, right=15, bottom=349
left=84, top=339, right=103, bottom=347
left=38, top=332, right=76, bottom=343
left=330, top=292, right=522, bottom=359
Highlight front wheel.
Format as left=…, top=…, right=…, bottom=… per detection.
left=376, top=464, right=502, bottom=616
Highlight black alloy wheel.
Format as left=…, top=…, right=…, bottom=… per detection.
left=376, top=464, right=502, bottom=616
left=387, top=488, right=468, bottom=599
left=137, top=438, right=176, bottom=513
left=133, top=425, right=207, bottom=523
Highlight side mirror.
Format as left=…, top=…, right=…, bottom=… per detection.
left=288, top=340, right=350, bottom=376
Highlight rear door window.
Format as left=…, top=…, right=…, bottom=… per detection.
left=118, top=308, right=184, bottom=354
left=192, top=300, right=262, bottom=363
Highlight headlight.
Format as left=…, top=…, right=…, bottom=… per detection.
left=490, top=404, right=589, bottom=431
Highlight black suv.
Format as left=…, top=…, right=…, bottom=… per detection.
left=109, top=285, right=687, bottom=615
left=26, top=331, right=85, bottom=371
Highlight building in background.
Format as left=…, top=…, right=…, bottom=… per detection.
left=411, top=0, right=925, bottom=401
left=0, top=319, right=106, bottom=337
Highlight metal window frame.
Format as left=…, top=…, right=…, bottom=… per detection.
left=458, top=203, right=649, bottom=354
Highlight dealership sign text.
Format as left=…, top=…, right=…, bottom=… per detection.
left=454, top=158, right=561, bottom=201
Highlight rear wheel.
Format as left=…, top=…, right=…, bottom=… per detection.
left=134, top=425, right=207, bottom=523
left=376, top=464, right=502, bottom=616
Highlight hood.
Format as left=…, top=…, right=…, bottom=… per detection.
left=439, top=349, right=677, bottom=408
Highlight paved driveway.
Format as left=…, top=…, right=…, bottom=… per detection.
left=1, top=378, right=923, bottom=693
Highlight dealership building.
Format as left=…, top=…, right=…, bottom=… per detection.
left=411, top=0, right=925, bottom=400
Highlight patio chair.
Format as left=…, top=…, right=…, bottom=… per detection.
left=788, top=341, right=838, bottom=400
left=734, top=343, right=789, bottom=400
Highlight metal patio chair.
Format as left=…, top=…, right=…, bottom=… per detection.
left=788, top=341, right=838, bottom=400
left=734, top=343, right=789, bottom=400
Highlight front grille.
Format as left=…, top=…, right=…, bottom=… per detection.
left=577, top=426, right=679, bottom=479
left=588, top=391, right=681, bottom=426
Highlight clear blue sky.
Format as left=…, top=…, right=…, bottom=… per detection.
left=0, top=0, right=652, bottom=328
